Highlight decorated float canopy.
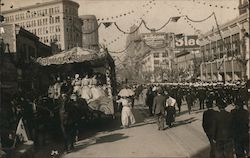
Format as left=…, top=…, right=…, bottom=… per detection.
left=36, top=47, right=114, bottom=67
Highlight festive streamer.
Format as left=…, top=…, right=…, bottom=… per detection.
left=143, top=18, right=172, bottom=32
left=192, top=0, right=237, bottom=10
left=108, top=41, right=134, bottom=53
left=185, top=13, right=214, bottom=23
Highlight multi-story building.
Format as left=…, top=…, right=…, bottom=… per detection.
left=2, top=0, right=82, bottom=51
left=80, top=15, right=99, bottom=51
left=137, top=32, right=175, bottom=82
left=1, top=23, right=52, bottom=92
left=199, top=0, right=249, bottom=82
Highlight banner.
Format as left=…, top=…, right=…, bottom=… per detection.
left=16, top=118, right=28, bottom=142
left=175, top=35, right=199, bottom=48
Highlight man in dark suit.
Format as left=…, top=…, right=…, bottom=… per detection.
left=214, top=99, right=234, bottom=158
left=146, top=87, right=155, bottom=116
left=202, top=100, right=218, bottom=158
left=231, top=98, right=249, bottom=158
left=153, top=88, right=166, bottom=131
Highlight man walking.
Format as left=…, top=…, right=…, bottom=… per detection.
left=153, top=88, right=166, bottom=131
left=214, top=99, right=234, bottom=158
left=231, top=98, right=249, bottom=158
left=202, top=100, right=218, bottom=158
left=146, top=87, right=155, bottom=116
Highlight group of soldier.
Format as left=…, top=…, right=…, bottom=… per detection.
left=145, top=82, right=249, bottom=158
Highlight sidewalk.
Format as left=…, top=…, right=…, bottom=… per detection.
left=63, top=103, right=210, bottom=158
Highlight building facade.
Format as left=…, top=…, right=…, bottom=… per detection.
left=2, top=0, right=82, bottom=51
left=173, top=35, right=200, bottom=81
left=80, top=15, right=99, bottom=51
left=1, top=23, right=52, bottom=90
left=138, top=32, right=175, bottom=82
left=199, top=2, right=249, bottom=82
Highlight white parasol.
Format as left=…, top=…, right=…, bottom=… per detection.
left=118, top=88, right=135, bottom=97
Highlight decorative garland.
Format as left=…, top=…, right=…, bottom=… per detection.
left=192, top=0, right=237, bottom=10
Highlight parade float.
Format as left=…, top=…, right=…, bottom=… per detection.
left=35, top=47, right=117, bottom=116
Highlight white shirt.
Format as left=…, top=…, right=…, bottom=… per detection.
left=166, top=97, right=176, bottom=107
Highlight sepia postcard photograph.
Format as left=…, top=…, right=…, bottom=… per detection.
left=0, top=0, right=249, bottom=157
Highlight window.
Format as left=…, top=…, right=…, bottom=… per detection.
left=153, top=53, right=159, bottom=58
left=55, top=16, right=60, bottom=23
left=154, top=60, right=159, bottom=65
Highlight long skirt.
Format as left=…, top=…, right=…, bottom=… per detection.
left=121, top=106, right=135, bottom=127
left=166, top=106, right=176, bottom=126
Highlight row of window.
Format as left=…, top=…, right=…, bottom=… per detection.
left=200, top=33, right=241, bottom=61
left=11, top=16, right=61, bottom=28
left=39, top=34, right=61, bottom=44
left=24, top=25, right=61, bottom=37
left=5, top=7, right=61, bottom=22
left=153, top=51, right=169, bottom=58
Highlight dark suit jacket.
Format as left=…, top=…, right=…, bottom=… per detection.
left=153, top=94, right=166, bottom=115
left=202, top=109, right=218, bottom=139
left=214, top=110, right=233, bottom=141
left=231, top=108, right=249, bottom=138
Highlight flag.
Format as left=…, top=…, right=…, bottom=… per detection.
left=16, top=118, right=29, bottom=142
left=171, top=16, right=181, bottom=22
left=103, top=22, right=112, bottom=28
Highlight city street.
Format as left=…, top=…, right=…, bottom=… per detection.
left=62, top=102, right=210, bottom=158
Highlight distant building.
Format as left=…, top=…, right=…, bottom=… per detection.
left=173, top=35, right=200, bottom=81
left=199, top=2, right=249, bottom=82
left=136, top=31, right=175, bottom=82
left=79, top=15, right=99, bottom=51
left=2, top=0, right=82, bottom=51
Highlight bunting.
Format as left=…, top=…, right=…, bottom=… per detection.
left=192, top=0, right=237, bottom=10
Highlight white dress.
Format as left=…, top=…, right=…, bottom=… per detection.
left=80, top=78, right=92, bottom=102
left=118, top=98, right=136, bottom=127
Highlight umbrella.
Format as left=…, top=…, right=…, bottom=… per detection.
left=118, top=88, right=135, bottom=97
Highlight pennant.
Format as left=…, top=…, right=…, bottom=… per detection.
left=171, top=16, right=181, bottom=22
left=103, top=22, right=113, bottom=28
left=16, top=118, right=29, bottom=142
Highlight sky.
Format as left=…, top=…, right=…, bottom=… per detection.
left=2, top=0, right=239, bottom=58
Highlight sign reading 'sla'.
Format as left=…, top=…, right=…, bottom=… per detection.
left=175, top=35, right=199, bottom=48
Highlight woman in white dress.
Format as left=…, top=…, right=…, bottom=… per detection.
left=89, top=75, right=106, bottom=102
left=71, top=74, right=81, bottom=95
left=80, top=74, right=92, bottom=103
left=117, top=97, right=136, bottom=128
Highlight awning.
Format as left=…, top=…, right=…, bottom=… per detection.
left=36, top=47, right=107, bottom=66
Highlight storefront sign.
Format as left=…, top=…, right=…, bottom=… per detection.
left=175, top=35, right=199, bottom=48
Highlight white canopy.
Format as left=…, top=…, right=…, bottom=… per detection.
left=36, top=47, right=107, bottom=66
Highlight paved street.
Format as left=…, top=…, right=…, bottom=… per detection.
left=62, top=102, right=210, bottom=158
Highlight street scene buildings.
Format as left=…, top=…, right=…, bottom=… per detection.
left=0, top=0, right=249, bottom=158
